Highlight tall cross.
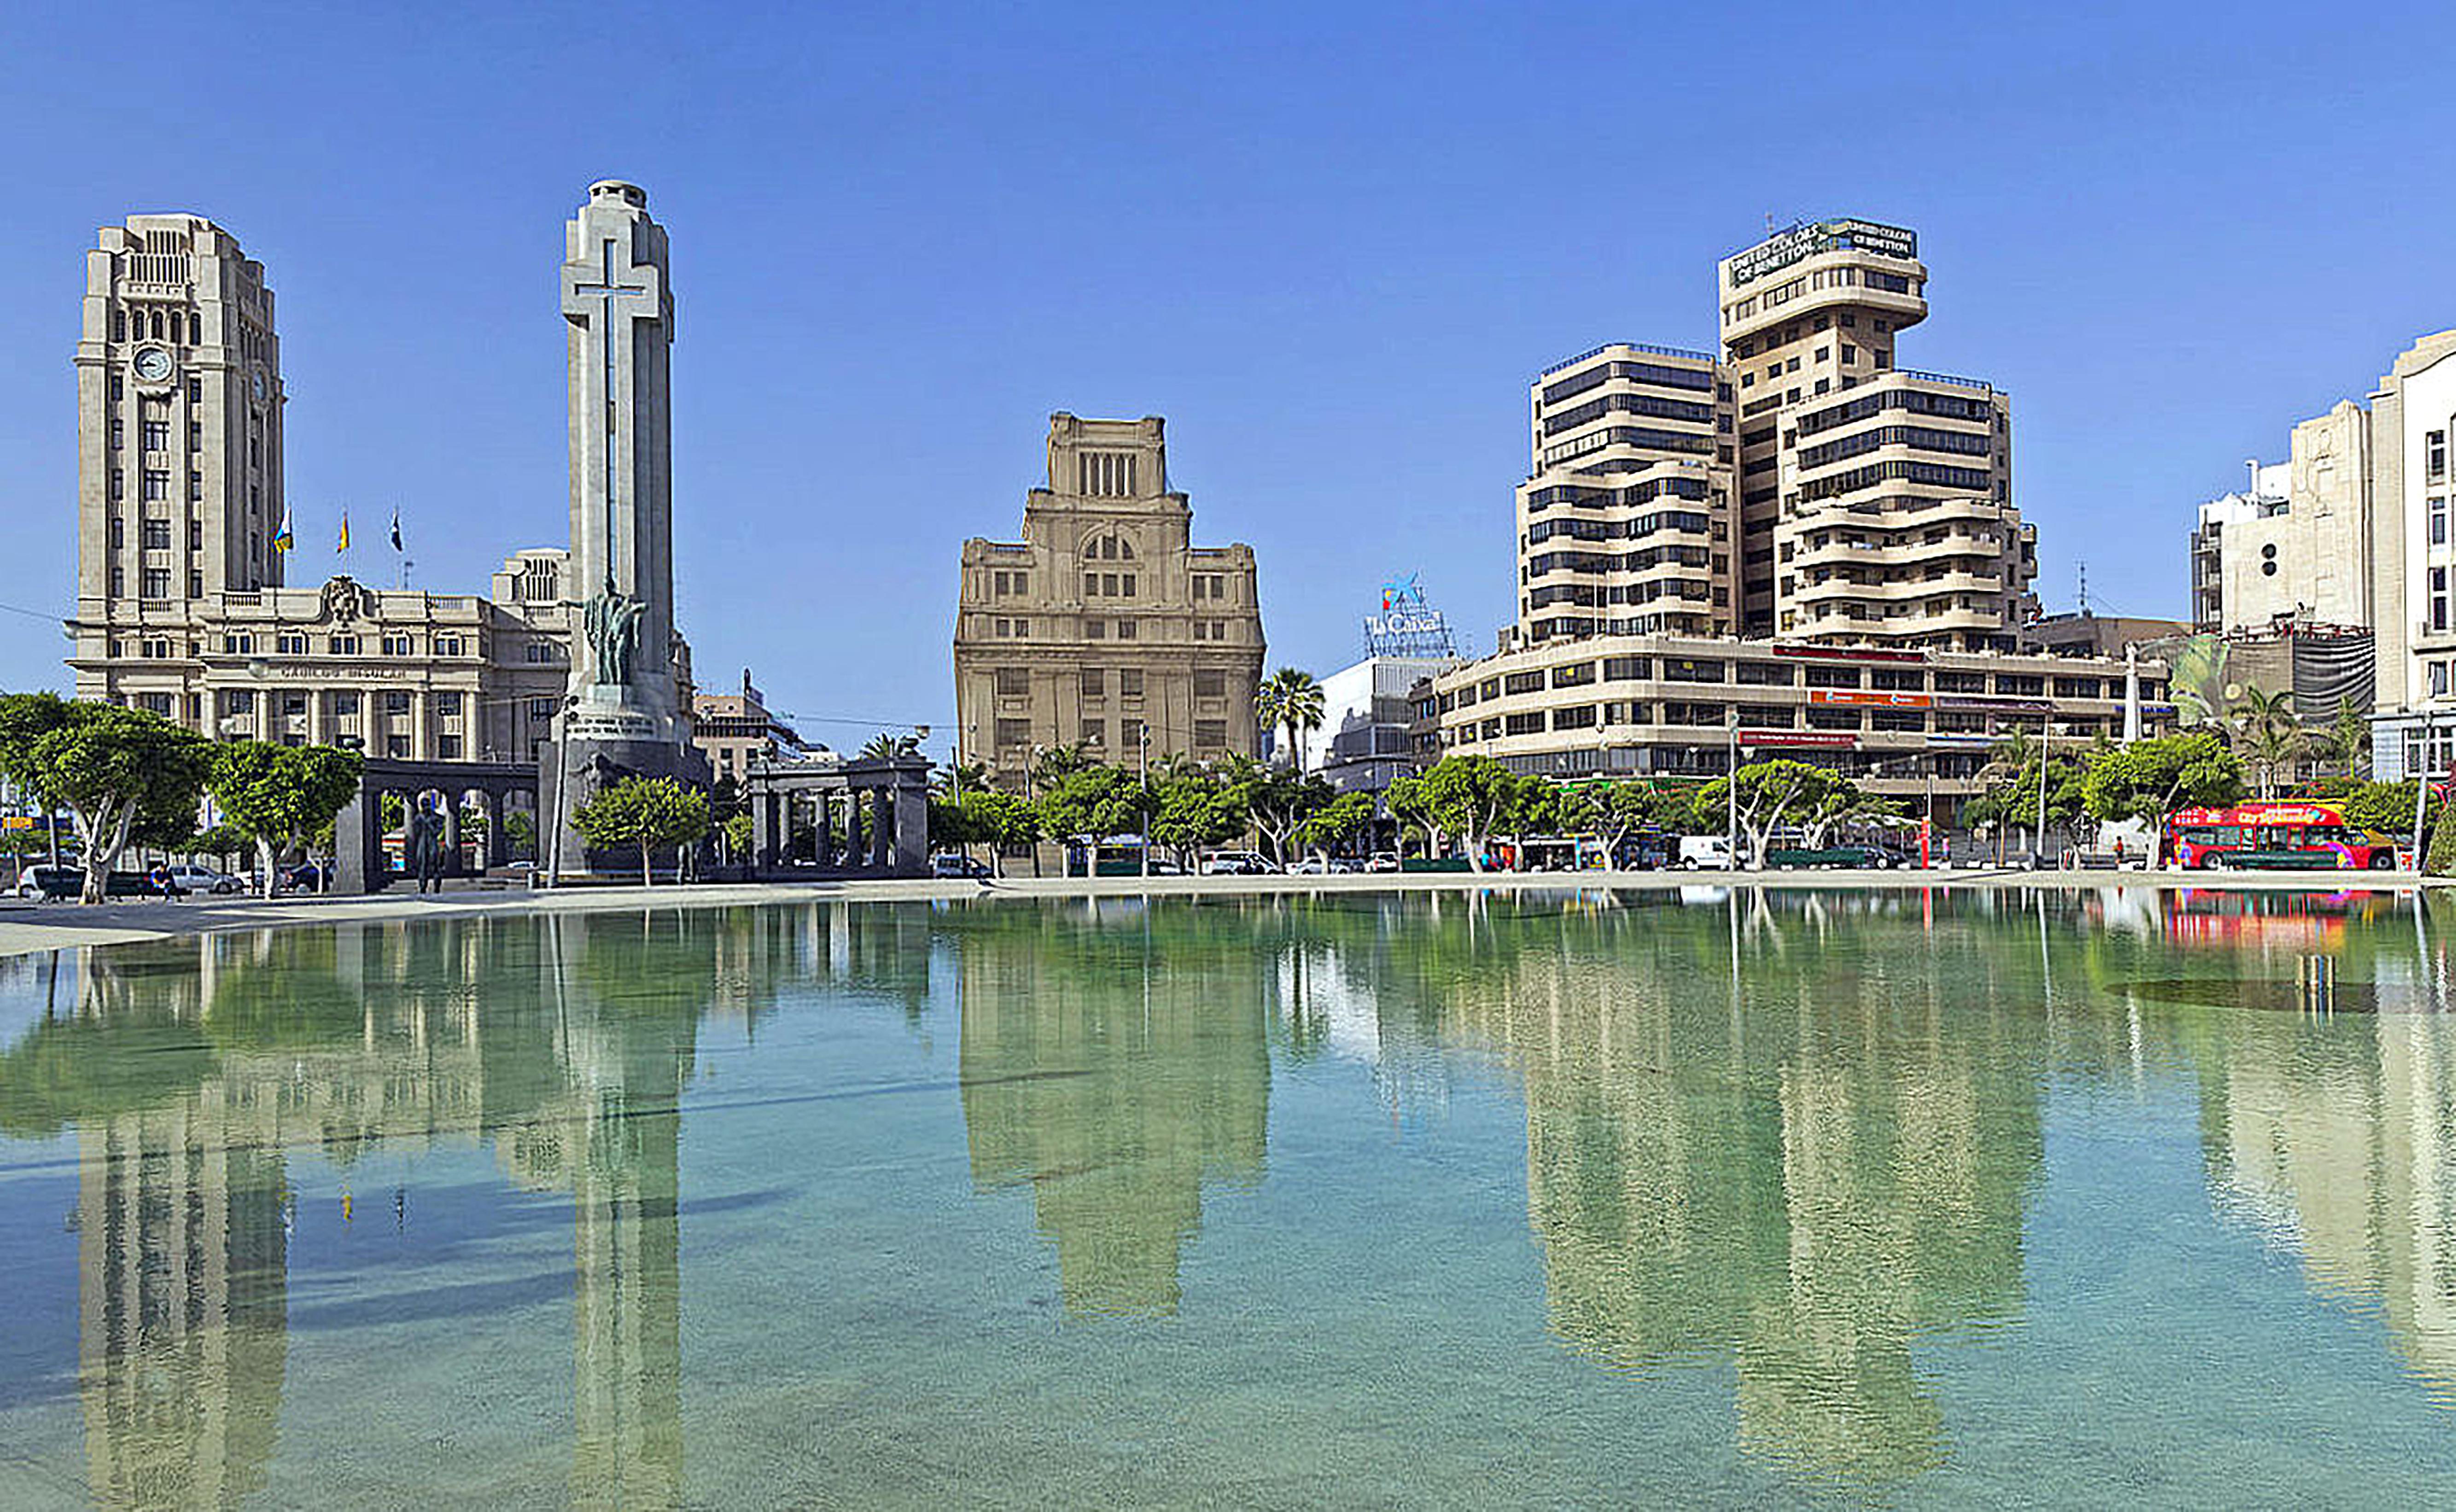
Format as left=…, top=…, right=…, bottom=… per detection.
left=569, top=237, right=658, bottom=593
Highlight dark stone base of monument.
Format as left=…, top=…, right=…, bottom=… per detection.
left=542, top=732, right=712, bottom=884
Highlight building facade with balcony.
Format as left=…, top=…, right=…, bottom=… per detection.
left=1429, top=634, right=2170, bottom=818
left=1514, top=220, right=2037, bottom=659
left=952, top=414, right=1266, bottom=787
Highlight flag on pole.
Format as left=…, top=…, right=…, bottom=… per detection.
left=336, top=509, right=351, bottom=552
left=271, top=506, right=294, bottom=552
left=390, top=508, right=403, bottom=552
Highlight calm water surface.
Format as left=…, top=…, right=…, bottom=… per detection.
left=3, top=887, right=2456, bottom=1507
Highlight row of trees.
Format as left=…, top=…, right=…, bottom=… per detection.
left=927, top=750, right=1373, bottom=874
left=0, top=693, right=363, bottom=903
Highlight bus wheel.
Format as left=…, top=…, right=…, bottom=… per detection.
left=2371, top=853, right=2397, bottom=870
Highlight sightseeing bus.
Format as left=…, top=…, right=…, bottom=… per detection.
left=2162, top=801, right=2401, bottom=870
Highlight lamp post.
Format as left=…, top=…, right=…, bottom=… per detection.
left=1727, top=707, right=1741, bottom=866
left=1138, top=720, right=1151, bottom=880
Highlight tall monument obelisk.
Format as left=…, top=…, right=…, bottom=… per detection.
left=545, top=181, right=701, bottom=880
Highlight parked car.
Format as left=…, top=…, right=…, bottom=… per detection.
left=282, top=862, right=330, bottom=891
left=1678, top=836, right=1735, bottom=870
left=931, top=852, right=994, bottom=880
left=166, top=864, right=241, bottom=894
left=1365, top=853, right=1401, bottom=874
left=1288, top=857, right=1332, bottom=876
left=1200, top=851, right=1276, bottom=876
left=13, top=865, right=82, bottom=900
left=1328, top=858, right=1362, bottom=874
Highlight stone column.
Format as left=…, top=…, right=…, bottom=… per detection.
left=890, top=778, right=928, bottom=876
left=484, top=790, right=506, bottom=869
left=750, top=788, right=776, bottom=872
left=871, top=789, right=893, bottom=869
left=441, top=793, right=463, bottom=876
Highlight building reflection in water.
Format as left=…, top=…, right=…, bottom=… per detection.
left=0, top=906, right=766, bottom=1511
left=954, top=899, right=1271, bottom=1317
left=15, top=888, right=2456, bottom=1499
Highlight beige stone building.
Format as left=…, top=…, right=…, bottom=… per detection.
left=1518, top=220, right=2035, bottom=655
left=60, top=211, right=696, bottom=764
left=953, top=414, right=1265, bottom=784
left=2188, top=404, right=2374, bottom=635
left=692, top=670, right=812, bottom=782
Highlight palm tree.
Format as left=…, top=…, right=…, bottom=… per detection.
left=1255, top=667, right=1326, bottom=770
left=860, top=731, right=922, bottom=761
left=2227, top=685, right=2306, bottom=799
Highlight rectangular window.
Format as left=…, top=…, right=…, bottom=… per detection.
left=994, top=718, right=1032, bottom=748
left=335, top=692, right=362, bottom=715
left=141, top=420, right=169, bottom=451
left=225, top=690, right=254, bottom=715
left=438, top=735, right=462, bottom=759
left=137, top=693, right=175, bottom=715
left=2434, top=662, right=2451, bottom=699
left=277, top=632, right=308, bottom=655
left=434, top=635, right=463, bottom=656
left=527, top=696, right=554, bottom=718
left=435, top=692, right=463, bottom=716
left=2433, top=497, right=2448, bottom=547
left=1080, top=669, right=1106, bottom=697
left=142, top=470, right=169, bottom=501
left=110, top=469, right=124, bottom=501
left=381, top=634, right=414, bottom=656
left=140, top=568, right=171, bottom=599
left=1117, top=620, right=1135, bottom=639
left=1663, top=657, right=1726, bottom=683
left=1803, top=665, right=1861, bottom=689
left=2433, top=567, right=2449, bottom=634
left=1602, top=655, right=1652, bottom=681
left=2430, top=429, right=2448, bottom=482
left=386, top=736, right=410, bottom=758
left=1080, top=720, right=1105, bottom=748
left=993, top=667, right=1030, bottom=697
left=1195, top=719, right=1227, bottom=749
left=282, top=694, right=308, bottom=717
left=1870, top=667, right=1924, bottom=691
left=1119, top=669, right=1144, bottom=698
left=1193, top=670, right=1226, bottom=698
left=330, top=635, right=359, bottom=655
left=140, top=519, right=171, bottom=549
left=383, top=692, right=411, bottom=715
left=1011, top=619, right=1028, bottom=637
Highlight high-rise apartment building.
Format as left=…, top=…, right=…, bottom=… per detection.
left=1519, top=221, right=2034, bottom=654
left=953, top=414, right=1265, bottom=785
left=2188, top=408, right=2372, bottom=636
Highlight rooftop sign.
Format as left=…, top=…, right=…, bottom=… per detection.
left=1364, top=574, right=1458, bottom=660
left=1727, top=219, right=1918, bottom=288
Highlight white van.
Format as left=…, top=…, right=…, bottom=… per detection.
left=1678, top=835, right=1734, bottom=870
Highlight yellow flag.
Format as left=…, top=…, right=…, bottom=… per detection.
left=337, top=510, right=351, bottom=552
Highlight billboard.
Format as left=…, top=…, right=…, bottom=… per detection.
left=1363, top=574, right=1458, bottom=660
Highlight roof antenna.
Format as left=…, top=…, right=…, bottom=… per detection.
left=2077, top=560, right=2090, bottom=618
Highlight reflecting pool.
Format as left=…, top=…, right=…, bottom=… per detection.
left=5, top=887, right=2456, bottom=1506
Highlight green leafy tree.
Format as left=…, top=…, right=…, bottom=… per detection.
left=1384, top=771, right=1439, bottom=858
left=722, top=810, right=753, bottom=862
left=504, top=809, right=538, bottom=860
left=571, top=775, right=710, bottom=886
left=1149, top=771, right=1249, bottom=867
left=2318, top=696, right=2371, bottom=781
left=2340, top=779, right=2429, bottom=837
left=1219, top=755, right=1333, bottom=864
left=2230, top=685, right=2306, bottom=799
left=2429, top=795, right=2456, bottom=877
left=2080, top=732, right=2245, bottom=827
left=0, top=695, right=213, bottom=903
left=1695, top=759, right=1854, bottom=869
left=1034, top=763, right=1141, bottom=849
left=1254, top=667, right=1325, bottom=768
left=207, top=741, right=364, bottom=896
left=961, top=788, right=1040, bottom=876
left=1296, top=790, right=1374, bottom=858
left=1410, top=755, right=1522, bottom=872
left=861, top=731, right=922, bottom=760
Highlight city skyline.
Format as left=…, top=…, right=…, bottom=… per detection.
left=2, top=3, right=2452, bottom=743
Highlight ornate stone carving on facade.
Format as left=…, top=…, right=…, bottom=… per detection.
left=319, top=576, right=370, bottom=625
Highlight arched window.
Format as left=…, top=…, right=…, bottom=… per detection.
left=1084, top=532, right=1136, bottom=562
left=111, top=309, right=125, bottom=341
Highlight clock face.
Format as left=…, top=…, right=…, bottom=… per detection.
left=132, top=347, right=172, bottom=383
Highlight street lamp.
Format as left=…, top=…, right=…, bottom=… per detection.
left=1138, top=720, right=1152, bottom=880
left=1727, top=707, right=1741, bottom=864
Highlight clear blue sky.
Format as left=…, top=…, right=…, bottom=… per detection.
left=2, top=1, right=2449, bottom=746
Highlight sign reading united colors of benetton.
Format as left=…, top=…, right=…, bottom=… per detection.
left=1727, top=219, right=1919, bottom=287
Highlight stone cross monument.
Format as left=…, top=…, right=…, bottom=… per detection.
left=545, top=181, right=703, bottom=879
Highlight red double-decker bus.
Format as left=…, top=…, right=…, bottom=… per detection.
left=2162, top=801, right=2402, bottom=870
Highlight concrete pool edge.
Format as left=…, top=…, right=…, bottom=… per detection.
left=0, top=867, right=2436, bottom=960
